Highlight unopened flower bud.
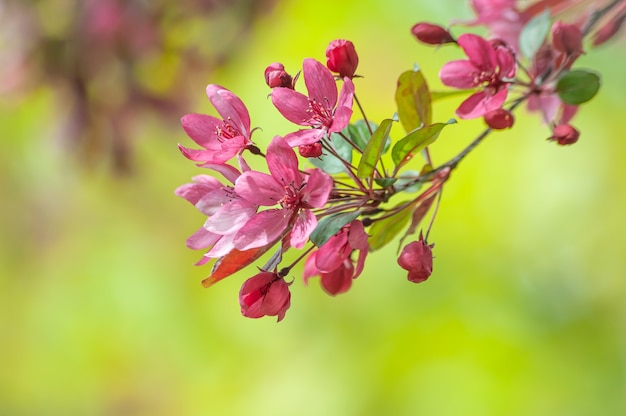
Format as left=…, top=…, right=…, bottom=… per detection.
left=549, top=124, right=580, bottom=145
left=325, top=39, right=359, bottom=78
left=264, top=62, right=293, bottom=89
left=298, top=142, right=323, bottom=158
left=484, top=108, right=514, bottom=129
left=239, top=272, right=291, bottom=322
left=552, top=21, right=583, bottom=57
left=411, top=23, right=455, bottom=45
left=397, top=233, right=434, bottom=284
left=592, top=14, right=626, bottom=46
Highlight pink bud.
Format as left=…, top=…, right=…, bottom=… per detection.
left=298, top=142, right=323, bottom=158
left=239, top=272, right=291, bottom=322
left=549, top=124, right=580, bottom=145
left=552, top=21, right=583, bottom=56
left=397, top=233, right=434, bottom=284
left=411, top=23, right=455, bottom=45
left=484, top=108, right=514, bottom=129
left=592, top=14, right=626, bottom=47
left=264, top=62, right=293, bottom=89
left=325, top=39, right=359, bottom=78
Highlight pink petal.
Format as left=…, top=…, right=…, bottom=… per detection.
left=336, top=78, right=355, bottom=110
left=315, top=232, right=349, bottom=272
left=439, top=60, right=480, bottom=89
left=180, top=113, right=222, bottom=149
left=234, top=209, right=292, bottom=251
left=329, top=106, right=353, bottom=133
left=456, top=88, right=507, bottom=119
left=174, top=175, right=221, bottom=205
left=495, top=46, right=516, bottom=78
left=302, top=169, right=333, bottom=208
left=290, top=209, right=317, bottom=249
left=186, top=227, right=221, bottom=250
left=205, top=233, right=236, bottom=258
left=235, top=171, right=284, bottom=206
left=267, top=136, right=302, bottom=187
left=283, top=129, right=325, bottom=147
left=458, top=33, right=497, bottom=71
left=271, top=88, right=312, bottom=126
left=206, top=84, right=250, bottom=135
left=320, top=262, right=354, bottom=295
left=303, top=58, right=338, bottom=107
left=196, top=163, right=241, bottom=184
left=196, top=188, right=232, bottom=216
left=204, top=199, right=257, bottom=234
left=302, top=251, right=320, bottom=285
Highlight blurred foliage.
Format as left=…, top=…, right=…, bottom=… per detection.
left=1, top=0, right=626, bottom=415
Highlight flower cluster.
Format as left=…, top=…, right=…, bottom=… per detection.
left=177, top=0, right=624, bottom=321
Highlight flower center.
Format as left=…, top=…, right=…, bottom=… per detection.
left=279, top=183, right=305, bottom=209
left=305, top=97, right=333, bottom=128
left=215, top=118, right=241, bottom=142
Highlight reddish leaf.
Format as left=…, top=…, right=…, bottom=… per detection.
left=202, top=246, right=272, bottom=287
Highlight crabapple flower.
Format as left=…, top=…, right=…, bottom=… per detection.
left=439, top=34, right=516, bottom=119
left=271, top=58, right=354, bottom=147
left=239, top=272, right=291, bottom=322
left=484, top=108, right=514, bottom=129
left=179, top=84, right=253, bottom=164
left=175, top=166, right=257, bottom=264
left=397, top=233, right=434, bottom=284
left=552, top=21, right=583, bottom=58
left=325, top=39, right=359, bottom=79
left=233, top=136, right=333, bottom=250
left=303, top=220, right=369, bottom=296
left=466, top=0, right=526, bottom=51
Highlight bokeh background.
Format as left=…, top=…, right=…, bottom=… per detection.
left=2, top=0, right=626, bottom=414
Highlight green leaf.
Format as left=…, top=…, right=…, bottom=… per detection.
left=347, top=120, right=377, bottom=151
left=391, top=121, right=454, bottom=170
left=368, top=203, right=413, bottom=251
left=520, top=9, right=551, bottom=60
left=374, top=177, right=397, bottom=187
left=310, top=211, right=361, bottom=247
left=308, top=132, right=353, bottom=174
left=395, top=68, right=432, bottom=133
left=357, top=118, right=393, bottom=178
left=556, top=69, right=601, bottom=105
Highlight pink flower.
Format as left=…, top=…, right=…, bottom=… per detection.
left=175, top=165, right=258, bottom=264
left=548, top=123, right=579, bottom=145
left=484, top=108, right=514, bottom=129
left=466, top=0, right=527, bottom=50
left=303, top=220, right=369, bottom=296
left=239, top=272, right=291, bottom=322
left=397, top=233, right=434, bottom=284
left=179, top=84, right=253, bottom=164
left=271, top=58, right=354, bottom=147
left=411, top=23, right=456, bottom=45
left=439, top=34, right=516, bottom=119
left=232, top=136, right=333, bottom=250
left=325, top=39, right=359, bottom=79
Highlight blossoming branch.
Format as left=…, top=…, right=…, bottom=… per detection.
left=176, top=0, right=625, bottom=321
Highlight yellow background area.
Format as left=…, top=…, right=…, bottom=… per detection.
left=2, top=0, right=626, bottom=414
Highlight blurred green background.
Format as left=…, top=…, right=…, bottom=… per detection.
left=2, top=0, right=626, bottom=415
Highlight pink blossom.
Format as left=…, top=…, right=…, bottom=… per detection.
left=411, top=22, right=456, bottom=45
left=179, top=84, right=253, bottom=164
left=232, top=136, right=333, bottom=250
left=548, top=123, right=579, bottom=145
left=303, top=220, right=368, bottom=296
left=439, top=34, right=516, bottom=119
left=271, top=58, right=354, bottom=147
left=397, top=233, right=434, bottom=284
left=466, top=0, right=527, bottom=50
left=239, top=272, right=291, bottom=322
left=175, top=166, right=257, bottom=264
left=264, top=62, right=294, bottom=89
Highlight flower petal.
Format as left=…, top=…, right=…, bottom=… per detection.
left=439, top=60, right=480, bottom=89
left=204, top=199, right=257, bottom=234
left=234, top=209, right=292, bottom=251
left=320, top=262, right=354, bottom=296
left=180, top=113, right=222, bottom=149
left=290, top=209, right=317, bottom=249
left=186, top=227, right=221, bottom=250
left=271, top=87, right=313, bottom=126
left=206, top=84, right=250, bottom=135
left=302, top=168, right=333, bottom=208
left=303, top=58, right=338, bottom=107
left=235, top=171, right=284, bottom=206
left=174, top=175, right=221, bottom=205
left=283, top=129, right=325, bottom=147
left=458, top=33, right=497, bottom=71
left=266, top=136, right=302, bottom=187
left=315, top=232, right=349, bottom=272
